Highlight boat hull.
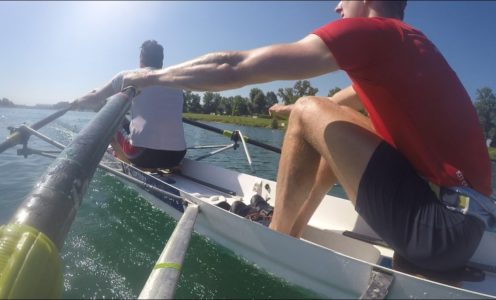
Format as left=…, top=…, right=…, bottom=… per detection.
left=103, top=157, right=496, bottom=299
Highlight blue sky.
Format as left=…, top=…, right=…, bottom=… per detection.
left=1, top=1, right=495, bottom=106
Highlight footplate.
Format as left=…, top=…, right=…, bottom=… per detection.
left=360, top=268, right=394, bottom=299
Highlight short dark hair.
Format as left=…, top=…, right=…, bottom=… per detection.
left=140, top=40, right=164, bottom=69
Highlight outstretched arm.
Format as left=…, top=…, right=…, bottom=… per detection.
left=123, top=34, right=338, bottom=92
left=73, top=81, right=116, bottom=109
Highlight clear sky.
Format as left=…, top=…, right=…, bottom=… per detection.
left=1, top=1, right=495, bottom=106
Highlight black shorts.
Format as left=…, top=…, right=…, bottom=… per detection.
left=356, top=142, right=485, bottom=271
left=127, top=147, right=186, bottom=169
left=116, top=119, right=186, bottom=169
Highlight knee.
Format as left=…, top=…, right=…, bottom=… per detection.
left=294, top=96, right=319, bottom=109
left=291, top=96, right=337, bottom=121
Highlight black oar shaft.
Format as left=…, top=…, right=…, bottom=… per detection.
left=244, top=137, right=281, bottom=154
left=31, top=105, right=73, bottom=130
left=182, top=118, right=225, bottom=135
left=9, top=89, right=135, bottom=248
left=0, top=105, right=74, bottom=154
left=182, top=118, right=281, bottom=154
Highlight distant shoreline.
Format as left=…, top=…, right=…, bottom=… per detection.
left=0, top=104, right=31, bottom=109
left=4, top=107, right=494, bottom=160
left=0, top=104, right=69, bottom=110
left=0, top=106, right=286, bottom=130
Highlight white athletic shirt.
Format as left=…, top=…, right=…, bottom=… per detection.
left=111, top=68, right=187, bottom=151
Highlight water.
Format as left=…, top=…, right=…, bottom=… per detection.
left=0, top=107, right=322, bottom=299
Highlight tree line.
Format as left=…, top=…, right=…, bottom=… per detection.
left=182, top=80, right=341, bottom=116
left=181, top=84, right=496, bottom=148
left=0, top=98, right=15, bottom=107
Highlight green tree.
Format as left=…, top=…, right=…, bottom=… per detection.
left=294, top=80, right=319, bottom=97
left=277, top=80, right=319, bottom=105
left=213, top=93, right=223, bottom=114
left=474, top=87, right=496, bottom=141
left=183, top=91, right=192, bottom=112
left=328, top=87, right=342, bottom=97
left=277, top=87, right=296, bottom=105
left=202, top=92, right=215, bottom=114
left=183, top=91, right=202, bottom=113
left=249, top=88, right=267, bottom=115
left=190, top=94, right=202, bottom=113
left=232, top=95, right=250, bottom=116
left=266, top=91, right=278, bottom=109
left=219, top=96, right=233, bottom=115
left=202, top=92, right=222, bottom=114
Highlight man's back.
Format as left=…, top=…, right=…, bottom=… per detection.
left=112, top=69, right=186, bottom=151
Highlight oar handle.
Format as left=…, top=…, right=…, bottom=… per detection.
left=182, top=118, right=281, bottom=154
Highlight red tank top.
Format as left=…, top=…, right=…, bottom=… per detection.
left=313, top=18, right=492, bottom=196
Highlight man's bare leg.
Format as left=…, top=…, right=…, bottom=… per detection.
left=290, top=158, right=337, bottom=237
left=269, top=113, right=323, bottom=234
left=269, top=96, right=381, bottom=235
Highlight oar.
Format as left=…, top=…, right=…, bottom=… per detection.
left=0, top=103, right=75, bottom=154
left=0, top=88, right=135, bottom=298
left=182, top=118, right=281, bottom=154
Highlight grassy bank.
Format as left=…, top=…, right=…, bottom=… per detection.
left=182, top=114, right=496, bottom=161
left=182, top=113, right=286, bottom=129
left=489, top=147, right=496, bottom=161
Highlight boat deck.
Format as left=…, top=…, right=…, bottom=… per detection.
left=143, top=167, right=395, bottom=266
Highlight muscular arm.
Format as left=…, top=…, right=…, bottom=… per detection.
left=124, top=34, right=339, bottom=92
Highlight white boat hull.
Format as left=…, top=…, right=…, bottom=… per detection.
left=102, top=157, right=496, bottom=299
